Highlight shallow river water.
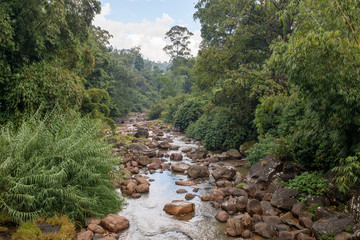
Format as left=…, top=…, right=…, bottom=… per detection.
left=117, top=124, right=248, bottom=240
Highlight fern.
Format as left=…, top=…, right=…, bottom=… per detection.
left=0, top=109, right=123, bottom=223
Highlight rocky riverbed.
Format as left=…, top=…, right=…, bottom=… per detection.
left=77, top=113, right=360, bottom=240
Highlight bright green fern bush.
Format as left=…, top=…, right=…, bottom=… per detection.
left=0, top=110, right=123, bottom=223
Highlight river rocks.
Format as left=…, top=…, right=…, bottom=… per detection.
left=313, top=214, right=355, bottom=238
left=158, top=141, right=171, bottom=149
left=87, top=223, right=104, bottom=234
left=176, top=189, right=188, bottom=194
left=171, top=163, right=190, bottom=172
left=175, top=180, right=195, bottom=186
left=77, top=230, right=93, bottom=240
left=226, top=149, right=241, bottom=159
left=163, top=200, right=195, bottom=215
left=212, top=165, right=236, bottom=180
left=138, top=156, right=150, bottom=166
left=247, top=199, right=263, bottom=216
left=221, top=198, right=241, bottom=214
left=135, top=183, right=149, bottom=193
left=271, top=189, right=299, bottom=210
left=254, top=222, right=277, bottom=239
left=128, top=144, right=148, bottom=151
left=101, top=214, right=130, bottom=232
left=181, top=147, right=192, bottom=153
left=187, top=165, right=209, bottom=179
left=211, top=189, right=225, bottom=202
left=185, top=193, right=195, bottom=200
left=216, top=211, right=229, bottom=222
left=246, top=155, right=282, bottom=185
left=134, top=128, right=149, bottom=139
left=170, top=153, right=183, bottom=161
left=201, top=194, right=211, bottom=201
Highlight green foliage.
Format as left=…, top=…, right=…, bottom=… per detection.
left=245, top=136, right=277, bottom=166
left=148, top=102, right=165, bottom=120
left=344, top=226, right=354, bottom=234
left=186, top=107, right=255, bottom=150
left=319, top=233, right=335, bottom=240
left=163, top=26, right=194, bottom=59
left=11, top=215, right=76, bottom=240
left=11, top=222, right=41, bottom=240
left=235, top=183, right=246, bottom=189
left=174, top=99, right=203, bottom=131
left=332, top=153, right=360, bottom=194
left=0, top=109, right=123, bottom=223
left=286, top=172, right=328, bottom=202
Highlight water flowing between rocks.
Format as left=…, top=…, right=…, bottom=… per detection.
left=116, top=114, right=248, bottom=240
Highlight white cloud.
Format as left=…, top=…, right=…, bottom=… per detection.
left=93, top=3, right=201, bottom=62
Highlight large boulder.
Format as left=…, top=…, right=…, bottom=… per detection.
left=134, top=128, right=149, bottom=139
left=163, top=200, right=195, bottom=215
left=137, top=156, right=150, bottom=166
left=226, top=213, right=253, bottom=237
left=175, top=180, right=195, bottom=186
left=271, top=189, right=299, bottom=210
left=158, top=141, right=171, bottom=149
left=170, top=153, right=183, bottom=161
left=212, top=165, right=236, bottom=180
left=101, top=214, right=130, bottom=232
left=128, top=144, right=148, bottom=151
left=216, top=211, right=229, bottom=223
left=246, top=155, right=282, bottom=185
left=187, top=165, right=209, bottom=179
left=226, top=149, right=242, bottom=159
left=171, top=163, right=190, bottom=173
left=313, top=214, right=355, bottom=238
left=254, top=222, right=277, bottom=239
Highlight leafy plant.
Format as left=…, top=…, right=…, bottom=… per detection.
left=286, top=172, right=328, bottom=202
left=245, top=136, right=277, bottom=166
left=319, top=233, right=335, bottom=240
left=11, top=215, right=76, bottom=240
left=332, top=153, right=360, bottom=194
left=236, top=183, right=246, bottom=188
left=0, top=109, right=123, bottom=223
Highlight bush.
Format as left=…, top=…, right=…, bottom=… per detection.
left=186, top=107, right=255, bottom=150
left=174, top=99, right=202, bottom=131
left=245, top=136, right=277, bottom=166
left=147, top=102, right=165, bottom=120
left=11, top=215, right=76, bottom=240
left=286, top=172, right=328, bottom=202
left=0, top=109, right=123, bottom=223
left=332, top=153, right=360, bottom=194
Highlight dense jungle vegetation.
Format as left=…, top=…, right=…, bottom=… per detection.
left=150, top=0, right=360, bottom=194
left=0, top=0, right=360, bottom=231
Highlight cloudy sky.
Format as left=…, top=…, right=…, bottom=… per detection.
left=93, top=0, right=202, bottom=62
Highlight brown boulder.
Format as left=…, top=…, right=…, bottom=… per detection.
left=158, top=141, right=171, bottom=149
left=246, top=199, right=263, bottom=216
left=163, top=200, right=195, bottom=215
left=136, top=183, right=149, bottom=193
left=87, top=223, right=104, bottom=234
left=212, top=165, right=236, bottom=180
left=175, top=180, right=195, bottom=186
left=226, top=149, right=241, bottom=159
left=176, top=189, right=188, bottom=194
left=138, top=156, right=150, bottom=166
left=211, top=189, right=225, bottom=202
left=216, top=211, right=229, bottom=223
left=185, top=193, right=195, bottom=200
left=187, top=165, right=209, bottom=179
left=77, top=230, right=93, bottom=240
left=171, top=163, right=190, bottom=172
left=254, top=222, right=277, bottom=239
left=101, top=214, right=130, bottom=232
left=170, top=153, right=183, bottom=161
left=271, top=189, right=299, bottom=210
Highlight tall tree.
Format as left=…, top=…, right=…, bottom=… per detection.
left=163, top=25, right=194, bottom=59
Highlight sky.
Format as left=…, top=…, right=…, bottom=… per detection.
left=93, top=0, right=202, bottom=62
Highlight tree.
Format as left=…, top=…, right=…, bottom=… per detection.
left=163, top=25, right=194, bottom=59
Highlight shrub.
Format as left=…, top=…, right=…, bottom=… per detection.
left=245, top=136, right=277, bottom=166
left=186, top=107, right=255, bottom=150
left=174, top=99, right=202, bottom=131
left=0, top=109, right=123, bottom=223
left=11, top=215, right=76, bottom=240
left=332, top=153, right=360, bottom=194
left=286, top=172, right=328, bottom=202
left=147, top=102, right=165, bottom=120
